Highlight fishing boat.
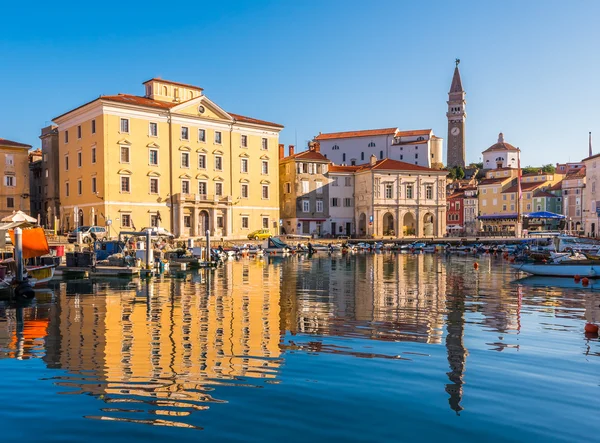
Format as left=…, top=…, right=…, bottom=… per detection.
left=554, top=234, right=600, bottom=253
left=512, top=261, right=600, bottom=278
left=263, top=237, right=291, bottom=254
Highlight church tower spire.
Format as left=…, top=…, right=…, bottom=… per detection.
left=447, top=59, right=467, bottom=168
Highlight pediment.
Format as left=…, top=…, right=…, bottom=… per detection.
left=117, top=169, right=132, bottom=175
left=213, top=176, right=224, bottom=181
left=260, top=154, right=270, bottom=160
left=239, top=152, right=249, bottom=158
left=196, top=173, right=209, bottom=180
left=239, top=178, right=250, bottom=183
left=179, top=145, right=191, bottom=151
left=171, top=95, right=234, bottom=122
left=179, top=173, right=192, bottom=179
left=196, top=147, right=208, bottom=153
left=213, top=149, right=224, bottom=155
left=117, top=138, right=132, bottom=145
left=147, top=142, right=160, bottom=148
left=147, top=171, right=161, bottom=177
left=260, top=179, right=271, bottom=184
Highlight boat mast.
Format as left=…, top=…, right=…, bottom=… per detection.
left=516, top=147, right=522, bottom=237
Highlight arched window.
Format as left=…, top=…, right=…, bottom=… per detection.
left=368, top=142, right=376, bottom=148
left=417, top=136, right=424, bottom=141
left=361, top=152, right=364, bottom=161
left=163, top=85, right=168, bottom=95
left=189, top=91, right=193, bottom=100
left=332, top=144, right=339, bottom=150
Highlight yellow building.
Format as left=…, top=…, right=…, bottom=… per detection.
left=0, top=138, right=32, bottom=218
left=52, top=78, right=283, bottom=238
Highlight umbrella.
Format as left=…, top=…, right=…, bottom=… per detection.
left=1, top=210, right=37, bottom=223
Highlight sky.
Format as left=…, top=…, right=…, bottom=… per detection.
left=1, top=0, right=600, bottom=167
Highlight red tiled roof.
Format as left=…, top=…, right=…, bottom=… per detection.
left=229, top=112, right=283, bottom=128
left=479, top=177, right=511, bottom=185
left=482, top=142, right=519, bottom=153
left=565, top=167, right=586, bottom=179
left=357, top=158, right=440, bottom=172
left=502, top=181, right=547, bottom=193
left=142, top=78, right=203, bottom=90
left=329, top=165, right=360, bottom=173
left=448, top=192, right=465, bottom=199
left=395, top=129, right=432, bottom=137
left=548, top=180, right=563, bottom=191
left=314, top=127, right=398, bottom=140
left=281, top=149, right=330, bottom=162
left=534, top=190, right=557, bottom=198
left=0, top=138, right=31, bottom=148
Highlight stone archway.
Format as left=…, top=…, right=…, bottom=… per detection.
left=199, top=210, right=210, bottom=234
left=358, top=213, right=367, bottom=236
left=78, top=209, right=84, bottom=227
left=383, top=212, right=395, bottom=236
left=423, top=213, right=434, bottom=237
left=403, top=212, right=416, bottom=236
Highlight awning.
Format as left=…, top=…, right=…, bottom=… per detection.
left=478, top=213, right=518, bottom=220
left=523, top=211, right=565, bottom=219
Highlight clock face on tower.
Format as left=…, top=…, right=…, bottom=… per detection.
left=451, top=127, right=460, bottom=136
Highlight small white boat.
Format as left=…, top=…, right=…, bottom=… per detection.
left=263, top=237, right=290, bottom=254
left=512, top=262, right=600, bottom=278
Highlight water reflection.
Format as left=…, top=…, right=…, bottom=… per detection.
left=0, top=254, right=598, bottom=433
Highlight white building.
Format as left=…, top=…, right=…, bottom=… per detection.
left=314, top=128, right=443, bottom=168
left=328, top=165, right=356, bottom=237
left=354, top=155, right=447, bottom=237
left=482, top=133, right=519, bottom=170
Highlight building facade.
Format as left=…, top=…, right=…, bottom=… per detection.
left=463, top=187, right=478, bottom=235
left=446, top=61, right=466, bottom=168
left=279, top=143, right=331, bottom=236
left=328, top=165, right=356, bottom=237
left=354, top=157, right=447, bottom=237
left=583, top=155, right=600, bottom=236
left=39, top=125, right=61, bottom=229
left=446, top=191, right=465, bottom=236
left=0, top=138, right=32, bottom=218
left=28, top=149, right=43, bottom=222
left=52, top=78, right=283, bottom=238
left=314, top=128, right=443, bottom=168
left=561, top=167, right=586, bottom=232
left=482, top=133, right=519, bottom=170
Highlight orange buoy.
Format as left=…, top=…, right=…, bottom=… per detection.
left=473, top=262, right=479, bottom=270
left=509, top=257, right=515, bottom=263
left=584, top=323, right=599, bottom=334
left=582, top=277, right=590, bottom=286
left=574, top=274, right=581, bottom=282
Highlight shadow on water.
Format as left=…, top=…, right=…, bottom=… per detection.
left=0, top=253, right=599, bottom=438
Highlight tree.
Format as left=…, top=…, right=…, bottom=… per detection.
left=447, top=168, right=457, bottom=179
left=522, top=166, right=539, bottom=174
left=541, top=164, right=556, bottom=173
left=468, top=162, right=483, bottom=169
left=456, top=166, right=465, bottom=180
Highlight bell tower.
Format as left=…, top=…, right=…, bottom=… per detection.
left=446, top=59, right=466, bottom=168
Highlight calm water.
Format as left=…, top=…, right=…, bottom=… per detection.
left=1, top=253, right=600, bottom=442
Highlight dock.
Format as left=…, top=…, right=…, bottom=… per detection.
left=56, top=265, right=141, bottom=277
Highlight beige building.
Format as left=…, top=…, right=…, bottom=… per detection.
left=0, top=138, right=32, bottom=218
left=52, top=78, right=283, bottom=238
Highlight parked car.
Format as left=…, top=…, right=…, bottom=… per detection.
left=142, top=227, right=175, bottom=238
left=247, top=229, right=272, bottom=240
left=68, top=226, right=108, bottom=243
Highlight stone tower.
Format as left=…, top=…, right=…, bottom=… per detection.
left=446, top=60, right=466, bottom=168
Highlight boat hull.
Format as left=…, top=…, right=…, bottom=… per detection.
left=512, top=263, right=600, bottom=278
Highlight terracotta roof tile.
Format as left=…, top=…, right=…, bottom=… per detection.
left=533, top=190, right=557, bottom=198
left=357, top=158, right=440, bottom=172
left=314, top=127, right=398, bottom=140
left=229, top=112, right=283, bottom=128
left=479, top=177, right=511, bottom=185
left=395, top=129, right=432, bottom=137
left=482, top=142, right=519, bottom=153
left=281, top=150, right=330, bottom=162
left=565, top=167, right=586, bottom=179
left=329, top=165, right=360, bottom=173
left=548, top=181, right=563, bottom=191
left=502, top=181, right=546, bottom=193
left=0, top=138, right=31, bottom=149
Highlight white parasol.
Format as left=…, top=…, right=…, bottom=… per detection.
left=1, top=210, right=38, bottom=223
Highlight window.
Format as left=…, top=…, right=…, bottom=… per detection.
left=406, top=184, right=414, bottom=199
left=302, top=200, right=310, bottom=212
left=400, top=155, right=403, bottom=160
left=503, top=194, right=507, bottom=201
left=43, top=153, right=47, bottom=162
left=262, top=185, right=269, bottom=199
left=121, top=214, right=131, bottom=228
left=380, top=150, right=384, bottom=159
left=181, top=126, right=189, bottom=140
left=65, top=130, right=69, bottom=143
left=121, top=176, right=130, bottom=193
left=426, top=185, right=433, bottom=199
left=120, top=146, right=130, bottom=163
left=150, top=214, right=159, bottom=227
left=215, top=156, right=223, bottom=170
left=285, top=182, right=291, bottom=193
left=343, top=198, right=353, bottom=207
left=241, top=135, right=248, bottom=147
left=301, top=180, right=309, bottom=194
left=197, top=154, right=206, bottom=169
left=45, top=169, right=48, bottom=178
left=342, top=153, right=346, bottom=162
left=149, top=122, right=158, bottom=137
left=261, top=160, right=269, bottom=175
left=415, top=153, right=419, bottom=159
left=456, top=201, right=460, bottom=210
left=77, top=125, right=82, bottom=139
left=4, top=176, right=14, bottom=187
left=198, top=129, right=206, bottom=142
left=91, top=119, right=96, bottom=134
left=183, top=215, right=191, bottom=228
left=77, top=151, right=82, bottom=167
left=91, top=147, right=96, bottom=164
left=77, top=179, right=82, bottom=195
left=262, top=138, right=268, bottom=150
left=215, top=131, right=222, bottom=144
left=5, top=154, right=13, bottom=166
left=241, top=183, right=249, bottom=198
left=150, top=178, right=159, bottom=194
left=262, top=217, right=269, bottom=229
left=361, top=152, right=365, bottom=161
left=316, top=200, right=323, bottom=212
left=316, top=180, right=323, bottom=194
left=241, top=158, right=248, bottom=173
left=65, top=155, right=69, bottom=171
left=181, top=180, right=190, bottom=194
left=241, top=216, right=249, bottom=229
left=215, top=182, right=223, bottom=196
left=6, top=197, right=14, bottom=208
left=149, top=149, right=158, bottom=165
left=65, top=182, right=69, bottom=197
left=385, top=183, right=393, bottom=199
left=91, top=177, right=97, bottom=194
left=331, top=198, right=340, bottom=207
left=345, top=177, right=352, bottom=186
left=217, top=216, right=224, bottom=229
left=332, top=177, right=339, bottom=187
left=198, top=181, right=207, bottom=196
left=181, top=152, right=190, bottom=168
left=120, top=118, right=129, bottom=133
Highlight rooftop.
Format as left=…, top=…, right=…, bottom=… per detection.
left=357, top=158, right=441, bottom=173
left=142, top=77, right=204, bottom=91
left=314, top=127, right=398, bottom=141
left=502, top=181, right=547, bottom=193
left=0, top=138, right=32, bottom=149
left=482, top=133, right=519, bottom=153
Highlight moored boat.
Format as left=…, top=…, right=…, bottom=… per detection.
left=512, top=261, right=600, bottom=278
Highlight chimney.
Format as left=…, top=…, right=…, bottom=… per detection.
left=314, top=142, right=320, bottom=153
left=289, top=145, right=295, bottom=156
left=370, top=154, right=377, bottom=165
left=279, top=143, right=285, bottom=159
left=308, top=142, right=315, bottom=152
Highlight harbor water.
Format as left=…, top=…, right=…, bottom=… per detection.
left=1, top=253, right=600, bottom=441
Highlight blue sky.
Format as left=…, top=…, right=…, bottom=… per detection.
left=1, top=0, right=599, bottom=166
